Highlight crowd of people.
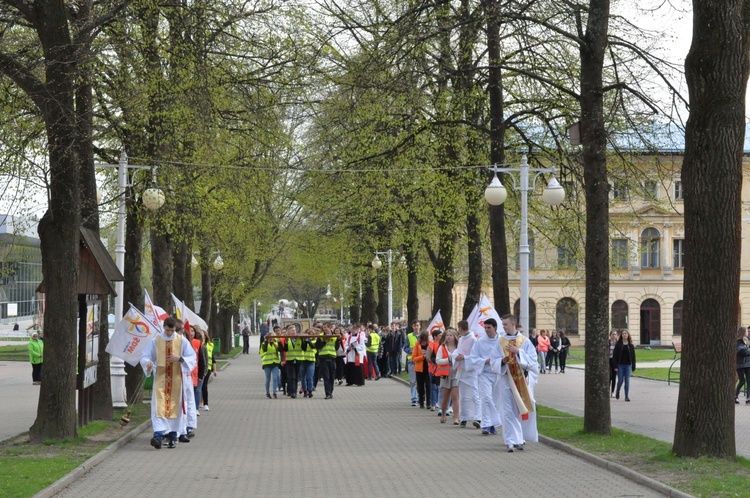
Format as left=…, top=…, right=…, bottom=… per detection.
left=255, top=315, right=540, bottom=453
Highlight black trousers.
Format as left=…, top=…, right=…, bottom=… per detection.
left=31, top=363, right=42, bottom=382
left=286, top=361, right=299, bottom=396
left=335, top=357, right=345, bottom=380
left=320, top=358, right=336, bottom=396
left=416, top=370, right=431, bottom=407
left=242, top=335, right=250, bottom=354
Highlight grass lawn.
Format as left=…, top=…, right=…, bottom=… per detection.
left=537, top=405, right=749, bottom=497
left=0, top=403, right=150, bottom=498
left=566, top=347, right=676, bottom=365
left=0, top=345, right=29, bottom=361
left=635, top=367, right=679, bottom=383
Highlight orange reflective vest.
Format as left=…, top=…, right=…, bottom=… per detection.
left=433, top=345, right=451, bottom=377
left=428, top=342, right=440, bottom=375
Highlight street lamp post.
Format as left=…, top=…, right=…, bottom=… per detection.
left=372, top=250, right=398, bottom=326
left=100, top=151, right=164, bottom=407
left=484, top=154, right=565, bottom=334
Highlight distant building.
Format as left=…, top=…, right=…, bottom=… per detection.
left=448, top=153, right=750, bottom=346
left=0, top=215, right=42, bottom=321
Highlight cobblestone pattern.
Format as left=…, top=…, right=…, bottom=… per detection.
left=53, top=344, right=663, bottom=498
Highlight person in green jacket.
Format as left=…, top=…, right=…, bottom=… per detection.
left=28, top=332, right=44, bottom=385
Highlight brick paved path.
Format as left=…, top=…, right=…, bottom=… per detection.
left=53, top=345, right=662, bottom=498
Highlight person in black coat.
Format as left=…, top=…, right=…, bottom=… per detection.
left=391, top=326, right=405, bottom=375
left=736, top=326, right=750, bottom=404
left=613, top=330, right=636, bottom=401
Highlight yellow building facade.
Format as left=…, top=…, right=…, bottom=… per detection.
left=448, top=154, right=749, bottom=347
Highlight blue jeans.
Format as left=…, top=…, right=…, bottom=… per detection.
left=366, top=352, right=380, bottom=378
left=616, top=364, right=632, bottom=398
left=389, top=353, right=399, bottom=376
left=264, top=365, right=280, bottom=395
left=538, top=351, right=547, bottom=372
left=407, top=360, right=417, bottom=402
left=300, top=361, right=315, bottom=393
left=193, top=379, right=204, bottom=410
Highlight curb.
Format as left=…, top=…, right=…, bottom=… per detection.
left=32, top=418, right=152, bottom=498
left=539, top=435, right=694, bottom=498
left=392, top=372, right=692, bottom=498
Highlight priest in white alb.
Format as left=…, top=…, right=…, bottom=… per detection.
left=492, top=314, right=539, bottom=452
left=141, top=316, right=196, bottom=449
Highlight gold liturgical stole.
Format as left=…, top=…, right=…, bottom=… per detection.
left=154, top=334, right=183, bottom=419
left=499, top=334, right=534, bottom=418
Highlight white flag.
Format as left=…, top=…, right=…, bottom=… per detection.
left=106, top=305, right=158, bottom=366
left=468, top=294, right=500, bottom=338
left=144, top=289, right=167, bottom=331
left=426, top=310, right=445, bottom=339
left=171, top=293, right=209, bottom=331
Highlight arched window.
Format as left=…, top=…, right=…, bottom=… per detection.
left=673, top=300, right=683, bottom=336
left=556, top=298, right=579, bottom=335
left=611, top=300, right=628, bottom=329
left=641, top=228, right=660, bottom=268
left=513, top=298, right=537, bottom=329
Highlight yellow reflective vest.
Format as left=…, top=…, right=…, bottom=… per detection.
left=260, top=342, right=281, bottom=367
left=367, top=332, right=381, bottom=354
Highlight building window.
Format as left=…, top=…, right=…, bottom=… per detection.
left=556, top=298, right=579, bottom=335
left=612, top=182, right=629, bottom=201
left=673, top=239, right=684, bottom=269
left=611, top=238, right=629, bottom=269
left=640, top=228, right=660, bottom=268
left=643, top=180, right=658, bottom=200
left=674, top=181, right=683, bottom=200
left=513, top=299, right=537, bottom=329
left=515, top=230, right=535, bottom=270
left=557, top=238, right=577, bottom=268
left=673, top=300, right=683, bottom=336
left=611, top=300, right=628, bottom=329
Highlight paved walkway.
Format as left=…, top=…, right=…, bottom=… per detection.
left=0, top=360, right=38, bottom=442
left=49, top=345, right=664, bottom=498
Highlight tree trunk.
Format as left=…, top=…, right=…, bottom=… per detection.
left=484, top=0, right=509, bottom=315
left=150, top=223, right=173, bottom=308
left=376, top=272, right=388, bottom=325
left=406, top=247, right=419, bottom=329
left=172, top=239, right=189, bottom=301
left=199, top=246, right=212, bottom=320
left=29, top=4, right=81, bottom=440
left=673, top=0, right=749, bottom=459
left=580, top=0, right=612, bottom=436
left=361, top=276, right=377, bottom=324
left=462, top=206, right=482, bottom=320
left=349, top=284, right=361, bottom=324
left=216, top=304, right=236, bottom=354
left=431, top=236, right=456, bottom=328
left=123, top=192, right=144, bottom=404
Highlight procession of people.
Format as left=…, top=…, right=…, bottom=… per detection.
left=132, top=290, right=541, bottom=453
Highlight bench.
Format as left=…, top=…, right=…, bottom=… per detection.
left=672, top=341, right=682, bottom=359
left=669, top=342, right=682, bottom=385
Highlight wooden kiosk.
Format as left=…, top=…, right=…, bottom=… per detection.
left=38, top=227, right=123, bottom=426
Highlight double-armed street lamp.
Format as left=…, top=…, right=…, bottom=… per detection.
left=372, top=250, right=407, bottom=325
left=97, top=151, right=165, bottom=407
left=484, top=154, right=565, bottom=334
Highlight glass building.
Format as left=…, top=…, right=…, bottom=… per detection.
left=0, top=215, right=42, bottom=322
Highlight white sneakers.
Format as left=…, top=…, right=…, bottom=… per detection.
left=204, top=405, right=210, bottom=411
